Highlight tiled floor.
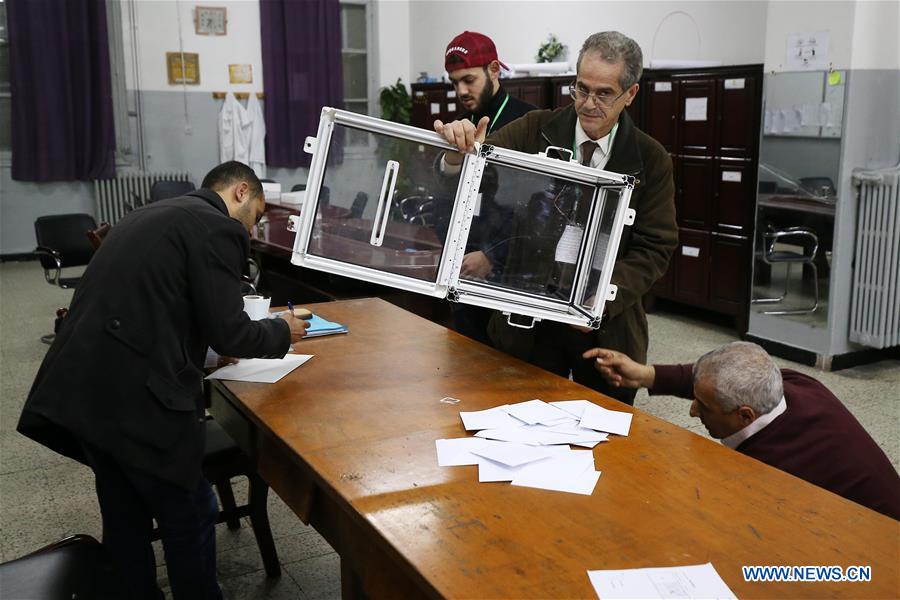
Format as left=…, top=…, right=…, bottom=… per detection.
left=1, top=260, right=897, bottom=598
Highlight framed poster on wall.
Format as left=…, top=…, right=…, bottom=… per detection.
left=194, top=6, right=227, bottom=36
left=166, top=52, right=200, bottom=85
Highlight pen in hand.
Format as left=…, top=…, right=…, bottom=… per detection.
left=287, top=300, right=294, bottom=318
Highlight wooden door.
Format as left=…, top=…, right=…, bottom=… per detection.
left=678, top=157, right=713, bottom=230
left=673, top=229, right=710, bottom=306
left=678, top=79, right=717, bottom=156
left=709, top=233, right=750, bottom=315
left=713, top=161, right=755, bottom=236
left=643, top=79, right=679, bottom=151
left=717, top=75, right=758, bottom=158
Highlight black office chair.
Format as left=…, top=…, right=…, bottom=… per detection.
left=350, top=192, right=369, bottom=219
left=290, top=184, right=306, bottom=192
left=752, top=226, right=819, bottom=315
left=0, top=534, right=126, bottom=599
left=150, top=419, right=280, bottom=578
left=149, top=180, right=195, bottom=203
left=34, top=214, right=99, bottom=344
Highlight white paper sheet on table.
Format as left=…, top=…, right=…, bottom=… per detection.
left=587, top=562, right=736, bottom=599
left=511, top=451, right=600, bottom=495
left=505, top=399, right=573, bottom=425
left=579, top=403, right=633, bottom=436
left=205, top=354, right=313, bottom=383
left=477, top=446, right=573, bottom=482
left=550, top=400, right=594, bottom=419
left=435, top=438, right=504, bottom=466
left=459, top=406, right=523, bottom=430
left=470, top=442, right=559, bottom=467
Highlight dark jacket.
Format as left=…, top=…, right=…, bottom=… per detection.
left=459, top=86, right=536, bottom=135
left=18, top=189, right=290, bottom=490
left=485, top=105, right=677, bottom=366
left=652, top=365, right=900, bottom=520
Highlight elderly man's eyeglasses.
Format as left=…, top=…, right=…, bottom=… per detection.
left=569, top=82, right=628, bottom=108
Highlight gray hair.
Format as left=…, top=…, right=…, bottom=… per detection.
left=577, top=31, right=644, bottom=90
left=692, top=342, right=783, bottom=415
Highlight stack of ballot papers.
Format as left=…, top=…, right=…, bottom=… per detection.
left=435, top=399, right=634, bottom=495
left=205, top=354, right=313, bottom=383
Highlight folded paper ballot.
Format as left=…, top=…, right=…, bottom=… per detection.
left=459, top=405, right=524, bottom=430
left=579, top=403, right=633, bottom=436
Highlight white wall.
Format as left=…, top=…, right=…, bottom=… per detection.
left=124, top=0, right=264, bottom=94
left=763, top=0, right=856, bottom=72
left=408, top=0, right=769, bottom=77
left=850, top=0, right=900, bottom=70
left=375, top=0, right=412, bottom=88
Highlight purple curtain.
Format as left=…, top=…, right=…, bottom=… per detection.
left=8, top=0, right=116, bottom=182
left=260, top=0, right=343, bottom=168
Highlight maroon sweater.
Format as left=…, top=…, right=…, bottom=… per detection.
left=651, top=365, right=900, bottom=520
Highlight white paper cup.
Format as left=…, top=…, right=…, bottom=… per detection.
left=243, top=295, right=271, bottom=320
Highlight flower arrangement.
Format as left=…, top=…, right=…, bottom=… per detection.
left=536, top=34, right=567, bottom=63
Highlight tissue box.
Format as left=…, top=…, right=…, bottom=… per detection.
left=262, top=181, right=282, bottom=201
left=280, top=191, right=305, bottom=205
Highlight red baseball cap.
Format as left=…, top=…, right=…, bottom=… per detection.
left=444, top=31, right=509, bottom=73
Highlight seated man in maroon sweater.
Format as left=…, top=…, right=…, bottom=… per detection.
left=583, top=341, right=900, bottom=520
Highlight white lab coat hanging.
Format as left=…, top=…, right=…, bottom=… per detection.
left=218, top=92, right=251, bottom=164
left=246, top=93, right=267, bottom=179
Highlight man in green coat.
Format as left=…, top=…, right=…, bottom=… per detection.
left=434, top=31, right=676, bottom=405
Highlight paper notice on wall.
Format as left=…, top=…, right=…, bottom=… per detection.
left=448, top=103, right=456, bottom=113
left=682, top=246, right=700, bottom=258
left=772, top=110, right=786, bottom=134
left=721, top=171, right=742, bottom=183
left=684, top=97, right=708, bottom=121
left=724, top=78, right=745, bottom=90
left=799, top=103, right=819, bottom=127
left=786, top=31, right=829, bottom=70
left=654, top=81, right=672, bottom=92
left=430, top=103, right=441, bottom=115
left=764, top=110, right=773, bottom=133
left=555, top=225, right=584, bottom=265
left=821, top=102, right=835, bottom=127
left=783, top=107, right=802, bottom=132
left=447, top=90, right=456, bottom=98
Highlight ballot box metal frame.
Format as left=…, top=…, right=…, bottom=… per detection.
left=290, top=107, right=636, bottom=329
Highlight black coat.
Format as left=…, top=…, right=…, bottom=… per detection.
left=18, top=189, right=290, bottom=490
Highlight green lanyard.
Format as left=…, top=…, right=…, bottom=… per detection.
left=573, top=122, right=618, bottom=165
left=471, top=93, right=510, bottom=134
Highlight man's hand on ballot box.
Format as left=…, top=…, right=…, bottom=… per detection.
left=434, top=116, right=490, bottom=165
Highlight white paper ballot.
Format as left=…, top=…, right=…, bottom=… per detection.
left=435, top=438, right=494, bottom=466
left=459, top=406, right=523, bottom=431
left=511, top=452, right=599, bottom=495
left=550, top=400, right=594, bottom=419
left=205, top=354, right=313, bottom=384
left=470, top=442, right=558, bottom=467
left=587, top=563, right=736, bottom=600
left=579, top=403, right=633, bottom=436
left=477, top=446, right=573, bottom=482
left=505, top=399, right=573, bottom=425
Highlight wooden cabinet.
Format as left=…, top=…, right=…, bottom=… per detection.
left=641, top=65, right=763, bottom=333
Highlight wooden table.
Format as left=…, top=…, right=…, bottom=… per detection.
left=210, top=298, right=899, bottom=599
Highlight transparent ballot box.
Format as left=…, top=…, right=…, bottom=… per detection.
left=289, top=108, right=635, bottom=329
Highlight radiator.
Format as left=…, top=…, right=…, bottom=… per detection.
left=849, top=167, right=900, bottom=349
left=93, top=171, right=192, bottom=225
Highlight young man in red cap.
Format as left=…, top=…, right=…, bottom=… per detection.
left=442, top=31, right=535, bottom=344
left=445, top=31, right=534, bottom=135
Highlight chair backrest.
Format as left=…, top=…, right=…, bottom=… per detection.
left=34, top=214, right=98, bottom=270
left=290, top=183, right=307, bottom=192
left=149, top=180, right=195, bottom=203
left=350, top=192, right=369, bottom=219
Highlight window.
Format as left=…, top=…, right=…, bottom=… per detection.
left=340, top=0, right=373, bottom=146
left=0, top=0, right=11, bottom=157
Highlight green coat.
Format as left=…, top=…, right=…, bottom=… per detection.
left=484, top=105, right=677, bottom=365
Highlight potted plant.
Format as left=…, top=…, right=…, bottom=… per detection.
left=536, top=34, right=567, bottom=63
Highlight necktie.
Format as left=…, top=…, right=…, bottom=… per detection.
left=581, top=140, right=597, bottom=167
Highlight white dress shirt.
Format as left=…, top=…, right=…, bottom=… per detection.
left=721, top=396, right=788, bottom=449
left=574, top=121, right=617, bottom=169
